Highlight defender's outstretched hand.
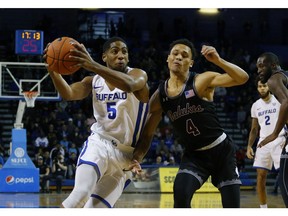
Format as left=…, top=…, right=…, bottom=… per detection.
left=123, top=159, right=142, bottom=175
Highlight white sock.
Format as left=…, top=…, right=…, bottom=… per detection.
left=260, top=204, right=268, bottom=208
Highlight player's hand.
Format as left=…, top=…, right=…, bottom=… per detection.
left=69, top=43, right=96, bottom=70
left=246, top=146, right=254, bottom=159
left=258, top=133, right=278, bottom=148
left=201, top=45, right=220, bottom=64
left=42, top=43, right=56, bottom=74
left=123, top=159, right=142, bottom=175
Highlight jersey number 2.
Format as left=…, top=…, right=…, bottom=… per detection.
left=265, top=115, right=271, bottom=125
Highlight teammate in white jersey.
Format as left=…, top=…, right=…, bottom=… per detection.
left=246, top=76, right=286, bottom=208
left=44, top=36, right=149, bottom=207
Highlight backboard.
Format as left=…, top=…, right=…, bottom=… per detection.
left=0, top=62, right=60, bottom=101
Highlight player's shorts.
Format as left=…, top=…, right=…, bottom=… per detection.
left=253, top=136, right=286, bottom=170
left=77, top=132, right=134, bottom=207
left=178, top=134, right=242, bottom=189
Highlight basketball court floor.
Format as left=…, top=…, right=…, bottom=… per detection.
left=0, top=186, right=285, bottom=208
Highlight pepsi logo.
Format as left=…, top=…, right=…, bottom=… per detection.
left=6, top=175, right=15, bottom=185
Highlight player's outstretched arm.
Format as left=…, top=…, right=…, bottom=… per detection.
left=201, top=45, right=249, bottom=88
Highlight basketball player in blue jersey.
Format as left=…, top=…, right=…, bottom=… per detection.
left=44, top=36, right=149, bottom=208
left=132, top=38, right=249, bottom=208
left=246, top=76, right=286, bottom=208
left=256, top=52, right=288, bottom=207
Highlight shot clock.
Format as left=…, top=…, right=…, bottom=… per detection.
left=15, top=30, right=44, bottom=55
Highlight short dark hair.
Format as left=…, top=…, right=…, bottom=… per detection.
left=169, top=38, right=197, bottom=60
left=255, top=75, right=268, bottom=86
left=259, top=52, right=280, bottom=65
left=102, top=36, right=127, bottom=53
left=255, top=75, right=261, bottom=86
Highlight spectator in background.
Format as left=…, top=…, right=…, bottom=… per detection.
left=34, top=130, right=49, bottom=152
left=34, top=147, right=44, bottom=163
left=67, top=152, right=77, bottom=179
left=66, top=118, right=76, bottom=135
left=49, top=142, right=65, bottom=166
left=153, top=155, right=164, bottom=166
left=68, top=142, right=79, bottom=158
left=46, top=123, right=58, bottom=147
left=167, top=156, right=177, bottom=166
left=59, top=135, right=70, bottom=152
left=57, top=124, right=70, bottom=141
left=69, top=127, right=84, bottom=146
left=36, top=156, right=50, bottom=193
left=51, top=154, right=67, bottom=194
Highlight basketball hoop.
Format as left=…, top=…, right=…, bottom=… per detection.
left=23, top=91, right=38, bottom=107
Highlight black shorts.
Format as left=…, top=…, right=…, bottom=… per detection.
left=179, top=136, right=242, bottom=189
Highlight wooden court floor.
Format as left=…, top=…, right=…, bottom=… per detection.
left=0, top=186, right=285, bottom=208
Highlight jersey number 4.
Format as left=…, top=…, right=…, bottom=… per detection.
left=186, top=119, right=200, bottom=136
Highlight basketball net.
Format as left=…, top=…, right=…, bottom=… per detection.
left=23, top=91, right=38, bottom=107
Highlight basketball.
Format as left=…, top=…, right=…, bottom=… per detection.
left=46, top=37, right=81, bottom=75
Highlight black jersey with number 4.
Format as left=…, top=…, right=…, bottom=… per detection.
left=159, top=72, right=225, bottom=151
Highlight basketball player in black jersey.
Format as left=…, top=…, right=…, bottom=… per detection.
left=256, top=52, right=288, bottom=207
left=132, top=38, right=249, bottom=208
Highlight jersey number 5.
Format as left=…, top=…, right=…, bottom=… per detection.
left=107, top=102, right=116, bottom=119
